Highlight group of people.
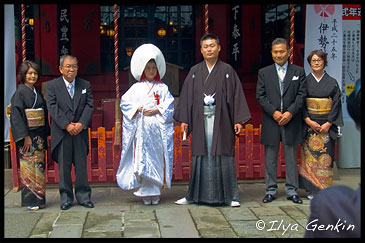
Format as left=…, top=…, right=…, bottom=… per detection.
left=10, top=55, right=94, bottom=211
left=9, top=33, right=352, bottom=216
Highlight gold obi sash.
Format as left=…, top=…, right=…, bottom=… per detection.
left=306, top=98, right=332, bottom=115
left=25, top=108, right=45, bottom=127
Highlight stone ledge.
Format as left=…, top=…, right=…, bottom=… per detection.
left=4, top=169, right=13, bottom=189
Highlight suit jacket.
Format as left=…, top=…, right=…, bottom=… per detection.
left=46, top=76, right=94, bottom=161
left=256, top=63, right=306, bottom=145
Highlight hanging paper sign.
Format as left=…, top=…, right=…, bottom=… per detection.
left=342, top=4, right=361, bottom=118
left=304, top=5, right=343, bottom=90
left=58, top=5, right=71, bottom=58
left=230, top=4, right=241, bottom=68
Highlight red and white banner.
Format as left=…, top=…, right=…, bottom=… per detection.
left=305, top=4, right=361, bottom=119
left=304, top=4, right=343, bottom=88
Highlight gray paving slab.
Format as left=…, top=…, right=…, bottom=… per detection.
left=155, top=207, right=199, bottom=238
left=53, top=211, right=88, bottom=226
left=29, top=212, right=59, bottom=237
left=4, top=190, right=21, bottom=208
left=230, top=220, right=277, bottom=238
left=189, top=208, right=231, bottom=232
left=220, top=207, right=258, bottom=221
left=250, top=205, right=287, bottom=217
left=4, top=168, right=361, bottom=238
left=123, top=220, right=160, bottom=238
left=280, top=205, right=309, bottom=219
left=82, top=231, right=123, bottom=238
left=4, top=212, right=42, bottom=238
left=198, top=226, right=238, bottom=238
left=124, top=209, right=155, bottom=221
left=49, top=225, right=84, bottom=238
left=82, top=211, right=123, bottom=237
left=4, top=188, right=11, bottom=196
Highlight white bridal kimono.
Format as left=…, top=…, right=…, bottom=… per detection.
left=116, top=80, right=174, bottom=197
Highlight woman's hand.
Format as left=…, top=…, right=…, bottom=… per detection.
left=305, top=118, right=321, bottom=133
left=319, top=122, right=332, bottom=133
left=22, top=136, right=32, bottom=154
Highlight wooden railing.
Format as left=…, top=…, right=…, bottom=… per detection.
left=9, top=124, right=298, bottom=191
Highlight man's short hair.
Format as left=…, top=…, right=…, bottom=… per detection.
left=60, top=54, right=78, bottom=66
left=272, top=38, right=289, bottom=50
left=200, top=33, right=220, bottom=46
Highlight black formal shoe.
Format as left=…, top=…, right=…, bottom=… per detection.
left=287, top=195, right=303, bottom=204
left=263, top=194, right=276, bottom=203
left=60, top=202, right=72, bottom=210
left=79, top=202, right=94, bottom=208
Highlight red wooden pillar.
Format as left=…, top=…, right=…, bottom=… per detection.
left=9, top=128, right=19, bottom=191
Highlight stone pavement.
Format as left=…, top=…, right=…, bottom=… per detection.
left=4, top=168, right=360, bottom=238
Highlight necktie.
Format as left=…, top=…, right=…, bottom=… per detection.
left=278, top=67, right=285, bottom=112
left=67, top=83, right=74, bottom=99
left=278, top=67, right=285, bottom=95
left=278, top=66, right=285, bottom=82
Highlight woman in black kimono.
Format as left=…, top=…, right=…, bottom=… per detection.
left=299, top=50, right=343, bottom=200
left=10, top=60, right=49, bottom=210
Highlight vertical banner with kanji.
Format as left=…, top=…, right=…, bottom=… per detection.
left=304, top=5, right=343, bottom=88
left=58, top=5, right=71, bottom=58
left=230, top=4, right=241, bottom=69
left=342, top=4, right=361, bottom=119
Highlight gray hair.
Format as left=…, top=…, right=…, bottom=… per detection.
left=272, top=38, right=289, bottom=50
left=59, top=54, right=78, bottom=66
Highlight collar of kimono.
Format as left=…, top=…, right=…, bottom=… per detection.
left=143, top=79, right=157, bottom=95
left=139, top=71, right=162, bottom=83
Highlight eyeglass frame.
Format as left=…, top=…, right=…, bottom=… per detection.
left=310, top=59, right=324, bottom=64
left=61, top=64, right=79, bottom=69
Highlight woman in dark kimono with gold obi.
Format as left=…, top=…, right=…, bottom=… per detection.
left=299, top=50, right=343, bottom=200
left=10, top=60, right=49, bottom=210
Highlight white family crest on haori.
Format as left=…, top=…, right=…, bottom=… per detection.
left=203, top=93, right=216, bottom=108
left=130, top=43, right=166, bottom=81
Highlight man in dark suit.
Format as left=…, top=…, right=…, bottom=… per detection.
left=46, top=54, right=94, bottom=210
left=256, top=38, right=306, bottom=204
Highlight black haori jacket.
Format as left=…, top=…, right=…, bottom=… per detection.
left=174, top=60, right=251, bottom=157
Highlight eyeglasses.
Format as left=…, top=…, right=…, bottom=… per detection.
left=311, top=59, right=323, bottom=64
left=62, top=64, right=78, bottom=69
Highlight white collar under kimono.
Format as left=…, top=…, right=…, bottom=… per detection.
left=311, top=72, right=325, bottom=83
left=205, top=61, right=217, bottom=74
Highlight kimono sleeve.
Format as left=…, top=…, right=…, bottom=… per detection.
left=327, top=80, right=343, bottom=127
left=173, top=69, right=194, bottom=124
left=120, top=84, right=141, bottom=121
left=10, top=90, right=29, bottom=142
left=231, top=69, right=251, bottom=124
left=156, top=84, right=174, bottom=123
